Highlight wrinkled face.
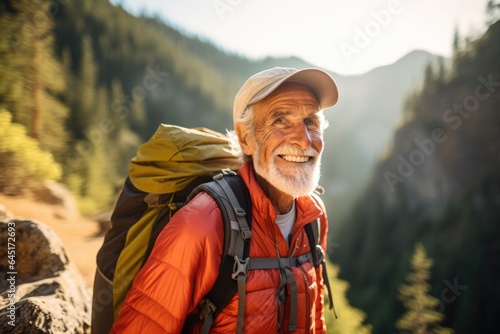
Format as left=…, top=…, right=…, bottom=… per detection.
left=244, top=83, right=324, bottom=197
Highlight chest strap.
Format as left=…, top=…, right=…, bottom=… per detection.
left=248, top=253, right=313, bottom=270
left=231, top=252, right=313, bottom=332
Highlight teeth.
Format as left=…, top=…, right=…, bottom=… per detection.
left=281, top=155, right=310, bottom=163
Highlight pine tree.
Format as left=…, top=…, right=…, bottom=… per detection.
left=396, top=243, right=453, bottom=334
left=452, top=27, right=461, bottom=57
left=68, top=34, right=98, bottom=138
left=0, top=1, right=24, bottom=112
left=0, top=0, right=68, bottom=155
left=423, top=63, right=435, bottom=93
left=486, top=0, right=500, bottom=26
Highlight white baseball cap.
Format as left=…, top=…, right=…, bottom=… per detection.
left=233, top=67, right=339, bottom=126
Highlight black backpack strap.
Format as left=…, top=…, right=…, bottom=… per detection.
left=184, top=171, right=251, bottom=334
left=212, top=173, right=252, bottom=334
left=304, top=220, right=337, bottom=318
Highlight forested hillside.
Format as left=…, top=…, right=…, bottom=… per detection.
left=1, top=0, right=307, bottom=214
left=2, top=0, right=498, bottom=332
left=0, top=0, right=437, bottom=220
left=334, top=18, right=500, bottom=333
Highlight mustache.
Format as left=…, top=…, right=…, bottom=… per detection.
left=273, top=144, right=320, bottom=157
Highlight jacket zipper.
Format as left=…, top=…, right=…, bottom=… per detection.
left=290, top=236, right=300, bottom=257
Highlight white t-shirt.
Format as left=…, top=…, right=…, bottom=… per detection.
left=275, top=200, right=296, bottom=244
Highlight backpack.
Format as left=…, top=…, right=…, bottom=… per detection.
left=91, top=124, right=334, bottom=334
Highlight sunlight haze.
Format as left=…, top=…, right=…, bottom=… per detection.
left=110, top=0, right=487, bottom=75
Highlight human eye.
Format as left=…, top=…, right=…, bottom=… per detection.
left=304, top=117, right=319, bottom=127
left=271, top=110, right=288, bottom=125
left=274, top=117, right=285, bottom=124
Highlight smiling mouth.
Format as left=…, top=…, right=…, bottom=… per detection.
left=279, top=155, right=312, bottom=163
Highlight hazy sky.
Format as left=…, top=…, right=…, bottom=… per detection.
left=111, top=0, right=488, bottom=75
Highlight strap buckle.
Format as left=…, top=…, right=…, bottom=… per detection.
left=199, top=298, right=217, bottom=321
left=314, top=244, right=325, bottom=267
left=232, top=255, right=249, bottom=280
left=213, top=170, right=237, bottom=180
left=234, top=208, right=251, bottom=240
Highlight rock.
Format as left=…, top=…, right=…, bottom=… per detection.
left=0, top=204, right=13, bottom=221
left=0, top=220, right=91, bottom=333
left=31, top=181, right=80, bottom=219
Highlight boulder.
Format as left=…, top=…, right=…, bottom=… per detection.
left=0, top=204, right=12, bottom=221
left=0, top=220, right=91, bottom=333
left=31, top=181, right=80, bottom=219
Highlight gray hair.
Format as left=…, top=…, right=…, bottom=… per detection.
left=227, top=105, right=256, bottom=161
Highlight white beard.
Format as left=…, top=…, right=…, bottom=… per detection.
left=253, top=144, right=322, bottom=197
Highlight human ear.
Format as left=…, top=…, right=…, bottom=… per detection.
left=235, top=123, right=255, bottom=156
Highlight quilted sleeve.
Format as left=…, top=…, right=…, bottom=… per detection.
left=111, top=193, right=224, bottom=333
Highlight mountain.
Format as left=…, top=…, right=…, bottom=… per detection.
left=1, top=0, right=439, bottom=223
left=333, top=20, right=500, bottom=333
left=6, top=1, right=490, bottom=332
left=321, top=50, right=441, bottom=225
left=47, top=0, right=440, bottom=219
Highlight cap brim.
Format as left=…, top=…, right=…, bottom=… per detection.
left=247, top=68, right=339, bottom=110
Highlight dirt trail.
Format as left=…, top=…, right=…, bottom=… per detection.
left=0, top=194, right=104, bottom=289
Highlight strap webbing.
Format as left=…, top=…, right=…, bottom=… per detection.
left=305, top=221, right=337, bottom=317
left=214, top=175, right=252, bottom=334
left=284, top=267, right=298, bottom=331
left=236, top=273, right=246, bottom=334
left=248, top=253, right=312, bottom=270
left=193, top=174, right=336, bottom=332
left=200, top=314, right=213, bottom=334
left=191, top=173, right=251, bottom=334
left=276, top=269, right=286, bottom=332
left=249, top=253, right=314, bottom=331
left=215, top=176, right=252, bottom=240
left=199, top=299, right=216, bottom=334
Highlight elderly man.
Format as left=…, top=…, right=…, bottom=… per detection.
left=111, top=67, right=339, bottom=333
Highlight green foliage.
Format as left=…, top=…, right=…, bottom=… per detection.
left=0, top=0, right=69, bottom=155
left=325, top=261, right=372, bottom=334
left=1, top=0, right=374, bottom=219
left=0, top=110, right=61, bottom=193
left=396, top=243, right=453, bottom=334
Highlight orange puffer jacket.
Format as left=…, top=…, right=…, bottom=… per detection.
left=111, top=161, right=329, bottom=333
